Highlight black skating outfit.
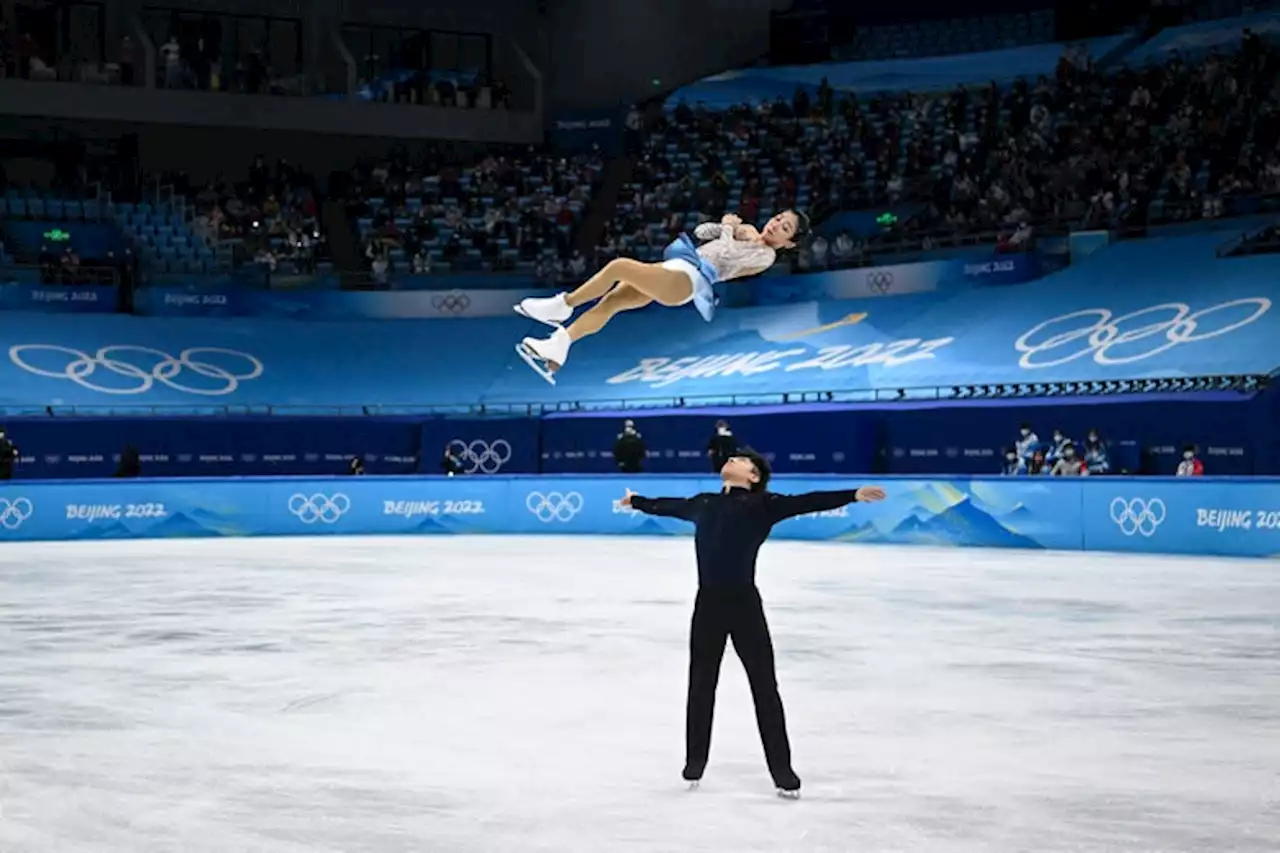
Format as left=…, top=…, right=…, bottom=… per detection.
left=630, top=485, right=862, bottom=792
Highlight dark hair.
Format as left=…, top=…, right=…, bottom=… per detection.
left=777, top=209, right=810, bottom=254
left=738, top=447, right=772, bottom=492
left=790, top=209, right=811, bottom=240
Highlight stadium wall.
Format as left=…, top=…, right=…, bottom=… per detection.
left=0, top=475, right=1276, bottom=559
left=2, top=390, right=1273, bottom=480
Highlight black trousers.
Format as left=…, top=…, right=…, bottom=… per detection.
left=684, top=586, right=798, bottom=788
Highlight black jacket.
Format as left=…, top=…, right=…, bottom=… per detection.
left=614, top=431, right=647, bottom=472
left=631, top=487, right=861, bottom=587
left=0, top=437, right=16, bottom=478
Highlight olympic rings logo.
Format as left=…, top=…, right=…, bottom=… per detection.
left=448, top=439, right=512, bottom=474
left=1015, top=298, right=1271, bottom=369
left=526, top=491, right=584, bottom=523
left=0, top=498, right=34, bottom=530
left=288, top=493, right=351, bottom=524
left=1110, top=497, right=1166, bottom=537
left=866, top=271, right=894, bottom=294
left=9, top=345, right=265, bottom=396
left=431, top=292, right=472, bottom=314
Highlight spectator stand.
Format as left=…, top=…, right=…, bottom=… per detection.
left=835, top=9, right=1057, bottom=62
left=184, top=158, right=330, bottom=283
left=618, top=25, right=1280, bottom=272
left=0, top=184, right=132, bottom=286
left=350, top=145, right=603, bottom=284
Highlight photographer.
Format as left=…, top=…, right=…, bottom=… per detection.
left=706, top=420, right=738, bottom=473
left=0, top=426, right=17, bottom=480
left=613, top=419, right=647, bottom=473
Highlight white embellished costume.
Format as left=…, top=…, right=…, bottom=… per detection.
left=686, top=222, right=779, bottom=285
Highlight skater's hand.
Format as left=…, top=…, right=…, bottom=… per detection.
left=720, top=213, right=742, bottom=226
left=855, top=486, right=887, bottom=503
left=620, top=488, right=637, bottom=508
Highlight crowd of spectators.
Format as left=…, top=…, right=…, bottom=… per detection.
left=351, top=144, right=603, bottom=282
left=7, top=7, right=1279, bottom=289
left=602, top=30, right=1279, bottom=273
left=178, top=158, right=327, bottom=276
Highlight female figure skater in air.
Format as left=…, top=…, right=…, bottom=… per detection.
left=514, top=210, right=809, bottom=382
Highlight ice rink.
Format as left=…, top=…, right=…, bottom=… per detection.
left=0, top=536, right=1277, bottom=853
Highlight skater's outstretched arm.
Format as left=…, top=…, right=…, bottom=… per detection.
left=765, top=486, right=887, bottom=524
left=622, top=489, right=704, bottom=522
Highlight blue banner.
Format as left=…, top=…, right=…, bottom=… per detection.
left=132, top=285, right=539, bottom=319
left=2, top=231, right=1278, bottom=408
left=549, top=108, right=626, bottom=155
left=0, top=475, right=1276, bottom=558
left=0, top=283, right=117, bottom=313
left=666, top=35, right=1126, bottom=106
left=1128, top=11, right=1280, bottom=65
left=756, top=254, right=1042, bottom=303
left=132, top=285, right=240, bottom=318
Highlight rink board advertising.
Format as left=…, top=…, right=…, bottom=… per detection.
left=0, top=476, right=1277, bottom=558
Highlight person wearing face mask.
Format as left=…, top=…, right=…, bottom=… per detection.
left=1176, top=444, right=1204, bottom=476
left=706, top=420, right=738, bottom=473
left=1026, top=449, right=1048, bottom=475
left=1047, top=428, right=1073, bottom=463
left=0, top=426, right=17, bottom=481
left=1001, top=448, right=1027, bottom=476
left=1049, top=443, right=1088, bottom=476
left=613, top=419, right=647, bottom=473
left=1083, top=430, right=1110, bottom=475
left=1015, top=422, right=1039, bottom=460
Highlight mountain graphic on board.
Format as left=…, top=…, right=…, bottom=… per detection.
left=411, top=515, right=455, bottom=535
left=74, top=520, right=135, bottom=540
left=631, top=516, right=684, bottom=536
left=146, top=511, right=230, bottom=538
left=997, top=503, right=1035, bottom=523
left=889, top=497, right=1042, bottom=549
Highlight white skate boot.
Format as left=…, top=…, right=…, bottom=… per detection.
left=514, top=292, right=572, bottom=327
left=516, top=327, right=571, bottom=385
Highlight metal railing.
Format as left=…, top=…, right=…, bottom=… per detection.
left=2, top=374, right=1267, bottom=420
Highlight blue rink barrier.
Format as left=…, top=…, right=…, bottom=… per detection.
left=1, top=476, right=1278, bottom=558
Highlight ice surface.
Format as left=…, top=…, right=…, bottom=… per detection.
left=0, top=536, right=1277, bottom=853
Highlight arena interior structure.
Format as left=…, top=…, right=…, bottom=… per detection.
left=0, top=0, right=1278, bottom=554
left=3, top=2, right=1280, bottom=851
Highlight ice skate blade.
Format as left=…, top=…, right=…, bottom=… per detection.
left=777, top=788, right=801, bottom=800
left=515, top=342, right=557, bottom=385
left=686, top=780, right=700, bottom=791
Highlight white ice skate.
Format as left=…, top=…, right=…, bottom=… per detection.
left=777, top=788, right=801, bottom=800
left=514, top=292, right=572, bottom=328
left=516, top=328, right=571, bottom=385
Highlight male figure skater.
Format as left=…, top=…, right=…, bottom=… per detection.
left=621, top=450, right=886, bottom=797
